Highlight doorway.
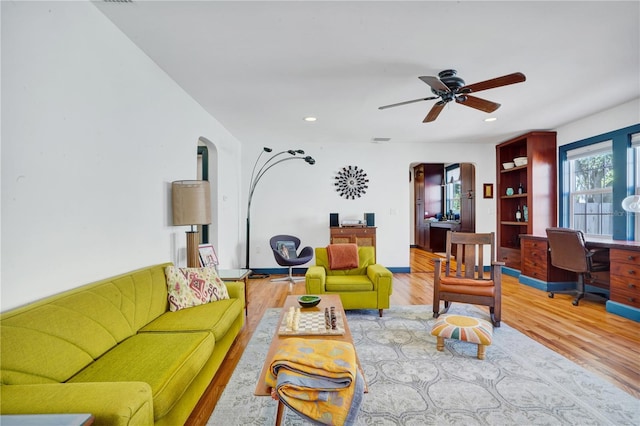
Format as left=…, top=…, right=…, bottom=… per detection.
left=411, top=162, right=476, bottom=270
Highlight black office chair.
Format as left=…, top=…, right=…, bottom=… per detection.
left=545, top=227, right=610, bottom=306
left=269, top=235, right=313, bottom=283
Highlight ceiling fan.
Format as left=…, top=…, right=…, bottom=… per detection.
left=379, top=69, right=526, bottom=122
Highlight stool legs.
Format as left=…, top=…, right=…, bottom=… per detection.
left=436, top=336, right=486, bottom=360
left=477, top=344, right=486, bottom=360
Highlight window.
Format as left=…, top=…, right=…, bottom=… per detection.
left=566, top=141, right=613, bottom=237
left=445, top=165, right=461, bottom=219
left=559, top=124, right=640, bottom=241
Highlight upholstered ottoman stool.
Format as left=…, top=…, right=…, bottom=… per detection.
left=431, top=314, right=493, bottom=360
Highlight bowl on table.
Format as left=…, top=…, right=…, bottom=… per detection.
left=298, top=295, right=321, bottom=308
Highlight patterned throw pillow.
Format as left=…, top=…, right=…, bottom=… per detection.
left=164, top=266, right=230, bottom=312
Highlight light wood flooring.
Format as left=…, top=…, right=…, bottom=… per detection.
left=186, top=248, right=639, bottom=425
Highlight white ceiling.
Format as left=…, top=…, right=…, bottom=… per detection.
left=95, top=0, right=640, bottom=147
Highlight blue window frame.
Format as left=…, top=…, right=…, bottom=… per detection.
left=559, top=124, right=640, bottom=240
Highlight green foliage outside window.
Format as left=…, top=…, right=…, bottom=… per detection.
left=573, top=153, right=613, bottom=191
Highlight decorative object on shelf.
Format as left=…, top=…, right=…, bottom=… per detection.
left=518, top=182, right=524, bottom=194
left=506, top=187, right=514, bottom=196
left=515, top=205, right=522, bottom=222
left=334, top=165, right=369, bottom=199
left=621, top=195, right=640, bottom=213
left=246, top=147, right=316, bottom=274
left=502, top=162, right=515, bottom=170
left=513, top=157, right=528, bottom=167
left=523, top=205, right=529, bottom=222
left=172, top=180, right=211, bottom=267
left=483, top=183, right=494, bottom=199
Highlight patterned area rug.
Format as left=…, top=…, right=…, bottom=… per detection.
left=208, top=305, right=639, bottom=425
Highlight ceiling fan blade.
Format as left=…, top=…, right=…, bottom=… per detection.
left=378, top=96, right=438, bottom=110
left=456, top=95, right=501, bottom=113
left=419, top=76, right=450, bottom=92
left=423, top=101, right=446, bottom=122
left=460, top=72, right=526, bottom=93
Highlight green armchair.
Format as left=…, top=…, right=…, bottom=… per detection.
left=305, top=246, right=393, bottom=317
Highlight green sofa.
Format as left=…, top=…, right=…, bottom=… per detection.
left=0, top=263, right=245, bottom=426
left=305, top=246, right=393, bottom=316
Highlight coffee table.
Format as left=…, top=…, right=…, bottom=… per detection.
left=254, top=294, right=366, bottom=425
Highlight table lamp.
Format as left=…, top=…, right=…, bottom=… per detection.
left=172, top=180, right=211, bottom=267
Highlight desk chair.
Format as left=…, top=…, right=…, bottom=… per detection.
left=270, top=235, right=313, bottom=283
left=545, top=227, right=610, bottom=306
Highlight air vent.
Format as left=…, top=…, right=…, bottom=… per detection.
left=103, top=0, right=133, bottom=3
left=372, top=137, right=391, bottom=143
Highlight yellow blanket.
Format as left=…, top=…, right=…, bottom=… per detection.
left=265, top=338, right=364, bottom=425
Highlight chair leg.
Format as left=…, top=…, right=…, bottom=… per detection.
left=379, top=309, right=383, bottom=317
left=433, top=300, right=451, bottom=319
left=572, top=274, right=586, bottom=306
left=489, top=307, right=500, bottom=328
left=271, top=266, right=305, bottom=283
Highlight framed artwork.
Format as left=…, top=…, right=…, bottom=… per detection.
left=198, top=244, right=218, bottom=267
left=483, top=183, right=494, bottom=199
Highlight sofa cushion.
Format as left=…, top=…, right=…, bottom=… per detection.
left=165, top=266, right=229, bottom=312
left=139, top=298, right=243, bottom=341
left=326, top=276, right=374, bottom=292
left=68, top=331, right=214, bottom=420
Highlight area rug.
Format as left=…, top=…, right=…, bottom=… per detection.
left=208, top=305, right=639, bottom=425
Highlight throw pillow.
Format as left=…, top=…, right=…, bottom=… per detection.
left=164, top=266, right=230, bottom=312
left=327, top=243, right=359, bottom=270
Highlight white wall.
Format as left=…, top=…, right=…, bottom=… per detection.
left=556, top=98, right=640, bottom=146
left=242, top=139, right=498, bottom=270
left=241, top=98, right=640, bottom=272
left=1, top=1, right=243, bottom=311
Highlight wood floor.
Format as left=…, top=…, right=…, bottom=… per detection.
left=186, top=248, right=640, bottom=425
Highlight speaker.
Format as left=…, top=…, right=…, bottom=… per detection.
left=364, top=212, right=375, bottom=227
left=330, top=213, right=339, bottom=227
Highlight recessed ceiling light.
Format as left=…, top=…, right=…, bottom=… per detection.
left=484, top=117, right=497, bottom=122
left=303, top=116, right=317, bottom=122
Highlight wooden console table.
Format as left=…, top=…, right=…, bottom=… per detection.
left=330, top=226, right=376, bottom=250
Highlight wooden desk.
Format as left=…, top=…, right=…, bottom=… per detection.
left=519, top=235, right=640, bottom=321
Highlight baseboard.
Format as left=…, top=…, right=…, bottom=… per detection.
left=606, top=300, right=640, bottom=322
left=502, top=266, right=520, bottom=278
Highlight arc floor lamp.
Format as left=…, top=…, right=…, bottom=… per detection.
left=245, top=147, right=315, bottom=276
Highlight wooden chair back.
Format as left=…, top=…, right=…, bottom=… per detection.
left=444, top=231, right=495, bottom=280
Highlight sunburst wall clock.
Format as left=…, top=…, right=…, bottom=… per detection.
left=334, top=165, right=369, bottom=199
